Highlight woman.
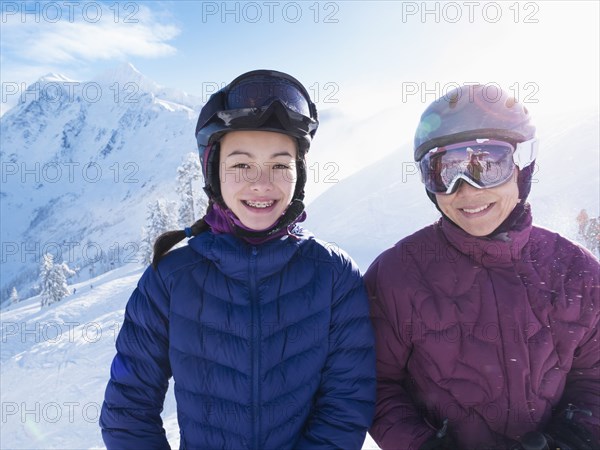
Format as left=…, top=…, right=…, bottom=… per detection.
left=366, top=85, right=599, bottom=450
left=100, top=70, right=376, bottom=449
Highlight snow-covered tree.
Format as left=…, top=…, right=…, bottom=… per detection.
left=140, top=199, right=178, bottom=265
left=9, top=287, right=19, bottom=305
left=176, top=152, right=208, bottom=227
left=40, top=254, right=76, bottom=307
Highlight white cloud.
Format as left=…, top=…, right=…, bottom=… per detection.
left=1, top=3, right=179, bottom=64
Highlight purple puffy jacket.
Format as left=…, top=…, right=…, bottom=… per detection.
left=365, top=211, right=600, bottom=450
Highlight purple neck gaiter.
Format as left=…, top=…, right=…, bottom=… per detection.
left=204, top=202, right=306, bottom=245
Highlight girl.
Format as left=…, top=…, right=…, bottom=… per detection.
left=100, top=70, right=376, bottom=449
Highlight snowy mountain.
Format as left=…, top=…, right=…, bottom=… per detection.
left=0, top=63, right=203, bottom=305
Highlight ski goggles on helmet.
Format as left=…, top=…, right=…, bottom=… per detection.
left=419, top=138, right=538, bottom=194
left=195, top=70, right=318, bottom=147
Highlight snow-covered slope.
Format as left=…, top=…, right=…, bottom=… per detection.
left=0, top=264, right=178, bottom=449
left=0, top=63, right=203, bottom=304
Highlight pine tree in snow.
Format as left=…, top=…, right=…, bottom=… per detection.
left=40, top=254, right=76, bottom=307
left=140, top=199, right=178, bottom=265
left=9, top=287, right=19, bottom=305
left=176, top=152, right=208, bottom=227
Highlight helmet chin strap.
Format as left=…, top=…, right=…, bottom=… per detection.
left=233, top=199, right=305, bottom=239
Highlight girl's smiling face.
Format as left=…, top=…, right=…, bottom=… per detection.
left=219, top=130, right=297, bottom=231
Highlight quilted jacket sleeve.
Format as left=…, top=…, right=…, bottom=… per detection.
left=364, top=254, right=435, bottom=450
left=100, top=265, right=173, bottom=450
left=552, top=255, right=600, bottom=436
left=560, top=324, right=600, bottom=433
left=295, top=252, right=376, bottom=450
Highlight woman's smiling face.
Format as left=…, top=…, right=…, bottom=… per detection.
left=435, top=169, right=520, bottom=236
left=219, top=130, right=297, bottom=231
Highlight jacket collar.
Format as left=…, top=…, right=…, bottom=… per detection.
left=440, top=208, right=532, bottom=267
left=188, top=229, right=307, bottom=280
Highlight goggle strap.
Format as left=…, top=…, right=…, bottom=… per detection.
left=195, top=91, right=226, bottom=134
left=309, top=101, right=318, bottom=122
left=513, top=138, right=539, bottom=170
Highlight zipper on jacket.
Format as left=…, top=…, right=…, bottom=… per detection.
left=249, top=246, right=260, bottom=450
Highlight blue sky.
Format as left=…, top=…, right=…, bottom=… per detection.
left=1, top=1, right=599, bottom=134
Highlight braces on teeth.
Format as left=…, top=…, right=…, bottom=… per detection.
left=245, top=200, right=274, bottom=208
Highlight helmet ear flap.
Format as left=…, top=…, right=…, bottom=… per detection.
left=517, top=161, right=535, bottom=202
left=293, top=154, right=307, bottom=202
left=202, top=142, right=223, bottom=204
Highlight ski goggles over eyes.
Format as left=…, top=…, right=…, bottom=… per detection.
left=196, top=70, right=318, bottom=146
left=419, top=138, right=538, bottom=194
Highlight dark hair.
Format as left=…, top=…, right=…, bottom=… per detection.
left=151, top=211, right=210, bottom=269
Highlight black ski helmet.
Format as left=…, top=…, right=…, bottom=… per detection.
left=195, top=69, right=319, bottom=205
left=414, top=84, right=537, bottom=201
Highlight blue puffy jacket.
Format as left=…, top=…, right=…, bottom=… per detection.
left=100, top=229, right=376, bottom=449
